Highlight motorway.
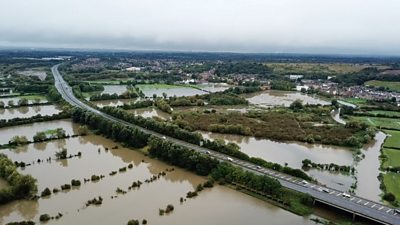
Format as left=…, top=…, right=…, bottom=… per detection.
left=52, top=65, right=400, bottom=225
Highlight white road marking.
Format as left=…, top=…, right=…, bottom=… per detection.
left=350, top=197, right=355, bottom=201
left=357, top=200, right=362, bottom=203
left=364, top=202, right=369, bottom=206
left=371, top=204, right=376, bottom=208
left=379, top=206, right=384, bottom=210
left=329, top=191, right=335, bottom=195
left=336, top=193, right=342, bottom=197
left=310, top=185, right=315, bottom=188
left=386, top=209, right=392, bottom=213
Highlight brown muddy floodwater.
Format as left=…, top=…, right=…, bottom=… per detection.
left=0, top=121, right=346, bottom=225
left=244, top=90, right=330, bottom=107
left=0, top=119, right=79, bottom=145
left=0, top=105, right=62, bottom=121
left=127, top=107, right=171, bottom=120
left=201, top=131, right=386, bottom=199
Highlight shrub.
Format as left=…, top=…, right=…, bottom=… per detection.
left=71, top=179, right=81, bottom=186
left=41, top=188, right=51, bottom=197
left=127, top=220, right=139, bottom=225
left=39, top=214, right=50, bottom=222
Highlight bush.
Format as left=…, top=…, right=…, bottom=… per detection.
left=383, top=193, right=396, bottom=202
left=165, top=204, right=174, bottom=213
left=39, top=214, right=50, bottom=222
left=6, top=221, right=35, bottom=225
left=71, top=179, right=81, bottom=186
left=41, top=188, right=51, bottom=197
left=127, top=220, right=139, bottom=225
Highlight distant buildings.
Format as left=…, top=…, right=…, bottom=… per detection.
left=125, top=66, right=141, bottom=72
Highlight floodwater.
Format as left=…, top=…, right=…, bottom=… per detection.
left=0, top=119, right=79, bottom=145
left=195, top=83, right=231, bottom=93
left=0, top=105, right=62, bottom=121
left=127, top=107, right=171, bottom=120
left=0, top=96, right=47, bottom=107
left=93, top=99, right=136, bottom=108
left=0, top=124, right=332, bottom=225
left=354, top=132, right=386, bottom=202
left=101, top=85, right=128, bottom=95
left=244, top=90, right=330, bottom=107
left=200, top=131, right=386, bottom=199
left=138, top=85, right=206, bottom=97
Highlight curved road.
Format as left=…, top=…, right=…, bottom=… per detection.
left=52, top=65, right=399, bottom=225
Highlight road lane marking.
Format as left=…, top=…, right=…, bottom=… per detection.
left=329, top=191, right=335, bottom=195
left=310, top=185, right=315, bottom=188
left=386, top=209, right=392, bottom=213
left=371, top=204, right=376, bottom=208
left=336, top=193, right=342, bottom=197
left=379, top=206, right=384, bottom=210
left=357, top=200, right=362, bottom=203
left=350, top=197, right=355, bottom=201
left=364, top=202, right=369, bottom=206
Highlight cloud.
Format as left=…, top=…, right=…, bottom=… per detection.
left=0, top=0, right=399, bottom=54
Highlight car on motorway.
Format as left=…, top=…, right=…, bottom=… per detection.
left=162, top=136, right=166, bottom=140
left=322, top=188, right=330, bottom=193
left=395, top=209, right=400, bottom=214
left=300, top=180, right=308, bottom=185
left=256, top=166, right=261, bottom=169
left=227, top=157, right=233, bottom=162
left=205, top=151, right=211, bottom=154
left=342, top=192, right=351, bottom=198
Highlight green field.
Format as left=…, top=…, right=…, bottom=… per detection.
left=350, top=116, right=400, bottom=130
left=87, top=79, right=128, bottom=85
left=383, top=173, right=400, bottom=200
left=365, top=80, right=400, bottom=92
left=383, top=130, right=400, bottom=148
left=367, top=110, right=400, bottom=117
left=382, top=148, right=400, bottom=168
left=341, top=97, right=368, bottom=106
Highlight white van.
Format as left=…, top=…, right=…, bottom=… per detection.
left=342, top=193, right=351, bottom=198
left=227, top=157, right=233, bottom=162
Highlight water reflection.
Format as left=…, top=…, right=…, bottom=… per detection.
left=127, top=107, right=171, bottom=120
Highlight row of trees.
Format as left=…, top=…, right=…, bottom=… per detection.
left=148, top=137, right=219, bottom=176
left=119, top=100, right=153, bottom=110
left=0, top=111, right=70, bottom=128
left=72, top=108, right=149, bottom=148
left=0, top=154, right=37, bottom=204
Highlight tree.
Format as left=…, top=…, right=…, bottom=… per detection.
left=0, top=101, right=4, bottom=108
left=9, top=136, right=28, bottom=145
left=18, top=98, right=29, bottom=106
left=55, top=128, right=66, bottom=138
left=33, top=132, right=47, bottom=142
left=331, top=99, right=339, bottom=108
left=152, top=93, right=157, bottom=99
left=55, top=148, right=68, bottom=159
left=289, top=99, right=303, bottom=110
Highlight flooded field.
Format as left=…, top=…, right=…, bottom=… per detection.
left=0, top=122, right=337, bottom=225
left=0, top=119, right=79, bottom=145
left=200, top=131, right=385, bottom=198
left=0, top=96, right=48, bottom=107
left=244, top=90, right=330, bottom=107
left=127, top=107, right=171, bottom=120
left=93, top=99, right=136, bottom=108
left=0, top=105, right=62, bottom=121
left=101, top=85, right=128, bottom=95
left=137, top=84, right=206, bottom=97
left=194, top=83, right=231, bottom=93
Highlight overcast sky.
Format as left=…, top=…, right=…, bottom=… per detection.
left=0, top=0, right=399, bottom=55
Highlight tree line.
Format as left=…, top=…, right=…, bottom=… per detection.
left=0, top=154, right=37, bottom=204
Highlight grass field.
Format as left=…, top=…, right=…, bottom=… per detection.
left=341, top=97, right=368, bottom=106
left=382, top=148, right=400, bottom=168
left=367, top=110, right=400, bottom=117
left=266, top=63, right=371, bottom=75
left=365, top=80, right=400, bottom=92
left=87, top=79, right=128, bottom=85
left=350, top=116, right=400, bottom=130
left=383, top=173, right=400, bottom=200
left=383, top=130, right=400, bottom=148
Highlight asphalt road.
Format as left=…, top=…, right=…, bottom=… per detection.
left=52, top=65, right=400, bottom=225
